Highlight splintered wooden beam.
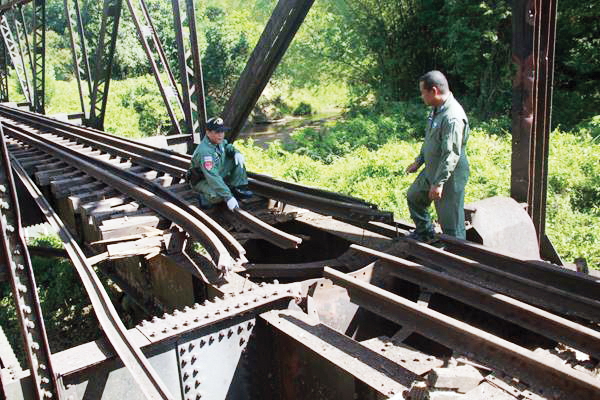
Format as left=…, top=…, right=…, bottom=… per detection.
left=222, top=0, right=315, bottom=142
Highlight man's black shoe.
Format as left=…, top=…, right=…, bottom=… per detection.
left=405, top=230, right=436, bottom=244
left=232, top=187, right=253, bottom=199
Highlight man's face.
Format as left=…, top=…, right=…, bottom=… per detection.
left=206, top=129, right=225, bottom=145
left=419, top=81, right=437, bottom=106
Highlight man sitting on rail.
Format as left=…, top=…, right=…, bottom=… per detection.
left=187, top=117, right=252, bottom=210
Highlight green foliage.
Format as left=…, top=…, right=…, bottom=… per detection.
left=284, top=101, right=427, bottom=163
left=120, top=76, right=172, bottom=136
left=292, top=101, right=313, bottom=116
left=553, top=2, right=600, bottom=127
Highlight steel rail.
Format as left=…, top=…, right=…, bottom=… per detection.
left=0, top=107, right=305, bottom=252
left=323, top=267, right=600, bottom=400
left=10, top=153, right=175, bottom=400
left=247, top=177, right=394, bottom=223
left=3, top=122, right=236, bottom=272
left=336, top=217, right=600, bottom=306
left=0, top=109, right=247, bottom=260
left=402, top=238, right=600, bottom=322
left=439, top=234, right=600, bottom=302
left=352, top=244, right=600, bottom=360
left=233, top=208, right=302, bottom=249
left=0, top=103, right=192, bottom=168
left=248, top=171, right=378, bottom=208
left=0, top=123, right=58, bottom=399
left=0, top=106, right=391, bottom=223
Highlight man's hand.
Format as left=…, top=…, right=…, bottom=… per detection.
left=405, top=161, right=420, bottom=174
left=234, top=152, right=245, bottom=167
left=226, top=197, right=239, bottom=210
left=429, top=184, right=443, bottom=201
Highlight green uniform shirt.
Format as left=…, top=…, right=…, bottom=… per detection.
left=416, top=93, right=470, bottom=187
left=190, top=136, right=239, bottom=200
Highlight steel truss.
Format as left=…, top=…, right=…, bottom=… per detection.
left=126, top=0, right=184, bottom=136
left=0, top=11, right=31, bottom=103
left=171, top=0, right=207, bottom=143
left=87, top=0, right=122, bottom=130
left=64, top=0, right=92, bottom=118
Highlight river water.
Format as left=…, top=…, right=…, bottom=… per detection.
left=237, top=111, right=341, bottom=148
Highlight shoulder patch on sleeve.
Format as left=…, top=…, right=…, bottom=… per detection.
left=203, top=155, right=214, bottom=171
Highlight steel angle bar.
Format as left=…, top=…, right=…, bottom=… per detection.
left=0, top=123, right=58, bottom=398
left=10, top=152, right=175, bottom=400
left=125, top=0, right=183, bottom=135
left=3, top=124, right=235, bottom=271
left=248, top=172, right=378, bottom=208
left=323, top=267, right=600, bottom=400
left=233, top=208, right=302, bottom=249
left=352, top=244, right=600, bottom=360
left=248, top=177, right=393, bottom=222
left=440, top=234, right=600, bottom=302
left=402, top=239, right=600, bottom=322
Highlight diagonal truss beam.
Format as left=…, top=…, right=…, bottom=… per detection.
left=0, top=12, right=31, bottom=103
left=223, top=0, right=315, bottom=142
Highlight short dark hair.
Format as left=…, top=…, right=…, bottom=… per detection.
left=419, top=70, right=449, bottom=94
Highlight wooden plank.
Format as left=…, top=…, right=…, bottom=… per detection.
left=99, top=214, right=164, bottom=240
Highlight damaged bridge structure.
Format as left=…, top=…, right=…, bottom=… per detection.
left=1, top=0, right=600, bottom=399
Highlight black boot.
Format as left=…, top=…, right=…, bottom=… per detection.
left=232, top=186, right=253, bottom=199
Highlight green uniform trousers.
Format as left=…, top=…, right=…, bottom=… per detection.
left=192, top=157, right=248, bottom=204
left=407, top=169, right=466, bottom=239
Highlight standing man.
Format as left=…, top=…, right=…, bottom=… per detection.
left=188, top=117, right=252, bottom=210
left=405, top=71, right=470, bottom=241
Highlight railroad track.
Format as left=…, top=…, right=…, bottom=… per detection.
left=1, top=106, right=600, bottom=399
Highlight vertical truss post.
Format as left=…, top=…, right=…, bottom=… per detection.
left=172, top=0, right=207, bottom=144
left=0, top=12, right=31, bottom=103
left=31, top=0, right=45, bottom=114
left=222, top=0, right=315, bottom=142
left=126, top=0, right=184, bottom=135
left=0, top=35, right=8, bottom=102
left=87, top=0, right=122, bottom=130
left=64, top=0, right=92, bottom=117
left=511, top=0, right=559, bottom=262
left=0, top=123, right=59, bottom=399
